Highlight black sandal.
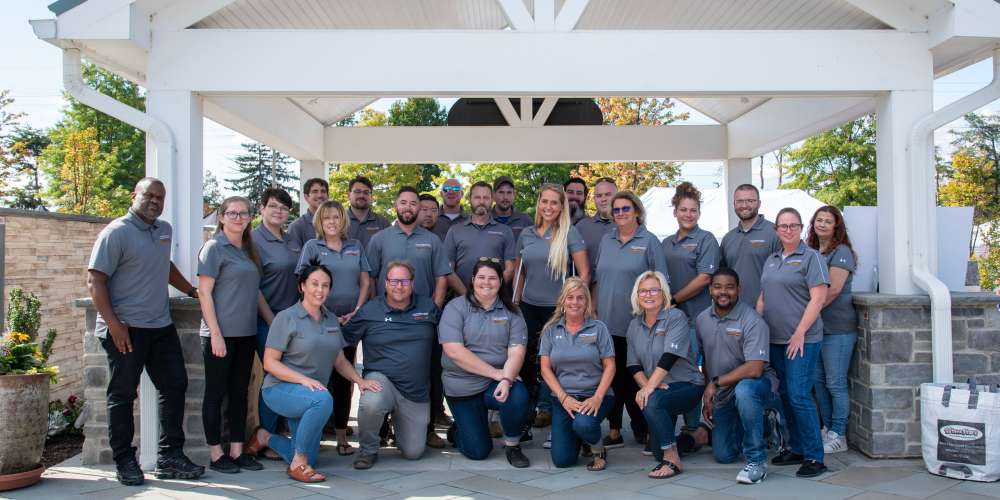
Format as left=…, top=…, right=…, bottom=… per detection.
left=649, top=460, right=682, bottom=479
left=586, top=449, right=607, bottom=471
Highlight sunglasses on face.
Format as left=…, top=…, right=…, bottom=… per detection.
left=441, top=186, right=462, bottom=193
left=478, top=257, right=501, bottom=263
left=612, top=206, right=632, bottom=215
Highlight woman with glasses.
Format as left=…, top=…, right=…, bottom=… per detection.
left=758, top=207, right=830, bottom=478
left=592, top=191, right=667, bottom=450
left=198, top=196, right=268, bottom=474
left=295, top=200, right=372, bottom=456
left=806, top=206, right=858, bottom=455
left=625, top=271, right=704, bottom=478
left=439, top=259, right=532, bottom=467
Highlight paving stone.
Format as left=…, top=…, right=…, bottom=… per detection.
left=325, top=469, right=410, bottom=484
left=865, top=472, right=963, bottom=499
left=715, top=471, right=861, bottom=499
left=242, top=484, right=316, bottom=499
left=371, top=470, right=476, bottom=492
left=671, top=472, right=734, bottom=491
left=641, top=482, right=710, bottom=499
left=953, top=481, right=1000, bottom=499
left=446, top=475, right=549, bottom=499
left=472, top=469, right=551, bottom=483
left=159, top=486, right=255, bottom=499
left=520, top=469, right=612, bottom=491
left=293, top=476, right=394, bottom=499
left=926, top=492, right=998, bottom=500
left=819, top=465, right=914, bottom=488
left=374, top=484, right=483, bottom=500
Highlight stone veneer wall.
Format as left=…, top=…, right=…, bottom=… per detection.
left=850, top=292, right=1000, bottom=458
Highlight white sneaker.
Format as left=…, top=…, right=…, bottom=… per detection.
left=736, top=462, right=767, bottom=484
left=824, top=431, right=848, bottom=454
left=543, top=432, right=552, bottom=449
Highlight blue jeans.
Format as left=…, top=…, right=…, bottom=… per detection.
left=550, top=394, right=614, bottom=468
left=256, top=316, right=281, bottom=433
left=261, top=382, right=334, bottom=467
left=537, top=384, right=552, bottom=413
left=642, top=382, right=704, bottom=461
left=447, top=381, right=530, bottom=460
left=770, top=342, right=824, bottom=462
left=682, top=325, right=703, bottom=431
left=712, top=377, right=780, bottom=465
left=813, top=332, right=856, bottom=436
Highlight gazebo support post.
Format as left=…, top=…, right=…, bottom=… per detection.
left=723, top=157, right=753, bottom=229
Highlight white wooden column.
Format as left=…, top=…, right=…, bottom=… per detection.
left=875, top=90, right=932, bottom=294
left=723, top=158, right=753, bottom=230
left=299, top=160, right=326, bottom=213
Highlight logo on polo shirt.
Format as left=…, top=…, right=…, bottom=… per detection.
left=681, top=243, right=698, bottom=252
left=384, top=316, right=393, bottom=322
left=629, top=245, right=647, bottom=254
left=488, top=231, right=505, bottom=236
left=325, top=327, right=340, bottom=336
left=159, top=234, right=170, bottom=244
left=786, top=259, right=802, bottom=267
left=669, top=342, right=679, bottom=350
left=413, top=312, right=431, bottom=321
left=579, top=333, right=597, bottom=344
left=320, top=251, right=329, bottom=257
left=345, top=250, right=359, bottom=256
left=414, top=243, right=432, bottom=251
left=654, top=328, right=666, bottom=336
left=367, top=226, right=379, bottom=232
left=750, top=239, right=767, bottom=248
left=725, top=328, right=742, bottom=337
left=493, top=316, right=509, bottom=324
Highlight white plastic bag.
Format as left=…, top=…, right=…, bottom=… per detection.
left=920, top=381, right=1000, bottom=482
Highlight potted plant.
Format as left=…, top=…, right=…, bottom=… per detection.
left=0, top=288, right=58, bottom=492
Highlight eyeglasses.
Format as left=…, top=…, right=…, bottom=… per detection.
left=386, top=278, right=412, bottom=287
left=441, top=185, right=462, bottom=193
left=264, top=204, right=290, bottom=213
left=223, top=211, right=251, bottom=220
left=612, top=206, right=632, bottom=215
left=734, top=199, right=759, bottom=206
left=478, top=257, right=501, bottom=263
left=351, top=189, right=371, bottom=196
left=776, top=223, right=803, bottom=232
left=638, top=288, right=662, bottom=297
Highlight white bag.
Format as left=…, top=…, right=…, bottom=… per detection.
left=920, top=381, right=1000, bottom=482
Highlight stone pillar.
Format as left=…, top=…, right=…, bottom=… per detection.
left=723, top=158, right=752, bottom=230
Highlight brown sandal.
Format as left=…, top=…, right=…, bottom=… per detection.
left=245, top=426, right=267, bottom=456
left=288, top=464, right=326, bottom=483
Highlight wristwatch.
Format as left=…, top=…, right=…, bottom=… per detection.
left=711, top=376, right=722, bottom=390
left=186, top=287, right=198, bottom=298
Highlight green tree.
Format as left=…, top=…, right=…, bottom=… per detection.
left=3, top=126, right=51, bottom=209
left=782, top=115, right=877, bottom=207
left=387, top=98, right=447, bottom=191
left=0, top=89, right=26, bottom=198
left=226, top=142, right=298, bottom=210
left=202, top=170, right=223, bottom=215
left=463, top=163, right=576, bottom=215
left=978, top=223, right=1000, bottom=291
left=41, top=127, right=123, bottom=216
left=950, top=112, right=1000, bottom=214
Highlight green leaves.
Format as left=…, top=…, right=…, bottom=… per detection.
left=782, top=115, right=877, bottom=207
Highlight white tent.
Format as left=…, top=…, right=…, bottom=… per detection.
left=641, top=187, right=828, bottom=242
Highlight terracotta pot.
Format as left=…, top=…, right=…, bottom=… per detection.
left=0, top=374, right=49, bottom=478
left=0, top=464, right=45, bottom=492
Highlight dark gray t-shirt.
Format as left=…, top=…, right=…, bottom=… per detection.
left=444, top=219, right=516, bottom=287
left=88, top=211, right=173, bottom=338
left=296, top=238, right=371, bottom=315
left=720, top=216, right=782, bottom=306
left=575, top=215, right=614, bottom=275
left=251, top=225, right=300, bottom=312
left=286, top=210, right=316, bottom=251
left=516, top=225, right=586, bottom=307
left=695, top=302, right=778, bottom=400
left=492, top=208, right=533, bottom=242
left=263, top=303, right=345, bottom=390
left=662, top=225, right=721, bottom=321
left=433, top=210, right=468, bottom=242
left=197, top=232, right=261, bottom=338
left=594, top=225, right=669, bottom=336
left=438, top=295, right=527, bottom=397
left=367, top=223, right=452, bottom=298
left=539, top=319, right=615, bottom=397
left=348, top=209, right=390, bottom=249
left=760, top=241, right=830, bottom=344
left=626, top=308, right=703, bottom=386
left=820, top=244, right=858, bottom=334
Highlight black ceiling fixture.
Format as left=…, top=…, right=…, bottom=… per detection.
left=447, top=98, right=603, bottom=126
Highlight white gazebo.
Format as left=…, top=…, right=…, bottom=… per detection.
left=32, top=0, right=1000, bottom=465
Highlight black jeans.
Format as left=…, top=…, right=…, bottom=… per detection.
left=201, top=336, right=256, bottom=446
left=101, top=324, right=188, bottom=464
left=328, top=345, right=357, bottom=429
left=519, top=302, right=556, bottom=414
left=608, top=335, right=648, bottom=439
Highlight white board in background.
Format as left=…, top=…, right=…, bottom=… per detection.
left=843, top=206, right=878, bottom=292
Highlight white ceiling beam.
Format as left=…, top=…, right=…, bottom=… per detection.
left=532, top=97, right=558, bottom=126
left=324, top=125, right=726, bottom=164
left=149, top=0, right=236, bottom=30
left=51, top=0, right=150, bottom=49
left=555, top=0, right=590, bottom=31
left=727, top=97, right=876, bottom=158
left=147, top=30, right=933, bottom=94
left=843, top=0, right=929, bottom=32
left=519, top=95, right=533, bottom=123
left=493, top=97, right=523, bottom=126
left=203, top=95, right=324, bottom=161
left=928, top=0, right=1000, bottom=76
left=498, top=0, right=534, bottom=31
left=534, top=0, right=555, bottom=31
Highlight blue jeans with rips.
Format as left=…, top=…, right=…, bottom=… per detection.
left=642, top=382, right=704, bottom=462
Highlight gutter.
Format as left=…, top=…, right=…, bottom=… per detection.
left=907, top=47, right=1000, bottom=383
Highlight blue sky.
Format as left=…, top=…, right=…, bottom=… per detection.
left=2, top=2, right=998, bottom=196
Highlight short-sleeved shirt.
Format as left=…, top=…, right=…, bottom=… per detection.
left=625, top=308, right=703, bottom=386
left=348, top=208, right=390, bottom=249
left=444, top=218, right=516, bottom=287
left=539, top=319, right=615, bottom=397
left=341, top=295, right=440, bottom=402
left=438, top=295, right=527, bottom=397
left=820, top=244, right=858, bottom=333
left=695, top=302, right=778, bottom=399
left=251, top=225, right=300, bottom=312
left=286, top=210, right=316, bottom=251
left=570, top=207, right=586, bottom=225
left=197, top=232, right=261, bottom=338
left=367, top=223, right=452, bottom=298
left=263, top=302, right=345, bottom=390
left=88, top=210, right=173, bottom=338
left=296, top=238, right=371, bottom=315
left=595, top=225, right=669, bottom=336
left=492, top=208, right=533, bottom=241
left=760, top=241, right=830, bottom=344
left=720, top=215, right=782, bottom=306
left=662, top=225, right=721, bottom=321
left=516, top=225, right=586, bottom=307
left=433, top=209, right=468, bottom=242
left=575, top=215, right=614, bottom=274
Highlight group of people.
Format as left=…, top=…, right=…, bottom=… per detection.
left=87, top=173, right=859, bottom=487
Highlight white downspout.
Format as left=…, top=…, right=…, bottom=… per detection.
left=907, top=48, right=1000, bottom=384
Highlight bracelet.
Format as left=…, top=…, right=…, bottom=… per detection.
left=560, top=394, right=568, bottom=404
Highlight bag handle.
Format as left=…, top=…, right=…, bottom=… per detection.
left=967, top=378, right=980, bottom=410
left=938, top=463, right=973, bottom=480
left=942, top=385, right=952, bottom=408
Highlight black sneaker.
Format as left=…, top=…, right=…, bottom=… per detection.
left=520, top=428, right=533, bottom=443
left=796, top=460, right=828, bottom=478
left=154, top=454, right=205, bottom=480
left=602, top=435, right=625, bottom=449
left=115, top=458, right=145, bottom=486
left=210, top=455, right=241, bottom=474
left=233, top=453, right=263, bottom=471
left=505, top=445, right=530, bottom=468
left=771, top=449, right=804, bottom=466
left=446, top=424, right=457, bottom=446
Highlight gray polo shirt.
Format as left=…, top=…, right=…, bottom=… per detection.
left=492, top=208, right=533, bottom=241
left=296, top=238, right=371, bottom=315
left=662, top=226, right=721, bottom=321
left=341, top=295, right=440, bottom=402
left=88, top=210, right=173, bottom=338
left=760, top=241, right=830, bottom=344
left=251, top=225, right=300, bottom=313
left=197, top=232, right=261, bottom=338
left=438, top=295, right=527, bottom=397
left=695, top=302, right=778, bottom=399
left=720, top=215, right=782, bottom=306
left=575, top=215, right=614, bottom=274
left=539, top=319, right=615, bottom=397
left=595, top=225, right=669, bottom=336
left=348, top=208, right=390, bottom=249
left=626, top=308, right=703, bottom=386
left=821, top=244, right=858, bottom=334
left=443, top=218, right=516, bottom=287
left=433, top=209, right=468, bottom=242
left=516, top=225, right=586, bottom=307
left=367, top=223, right=452, bottom=298
left=570, top=207, right=586, bottom=225
left=263, top=302, right=345, bottom=390
left=286, top=210, right=316, bottom=251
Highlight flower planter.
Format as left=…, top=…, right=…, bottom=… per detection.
left=0, top=374, right=49, bottom=491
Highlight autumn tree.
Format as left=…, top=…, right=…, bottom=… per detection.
left=41, top=127, right=122, bottom=216
left=782, top=115, right=877, bottom=207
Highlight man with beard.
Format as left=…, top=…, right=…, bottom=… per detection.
left=346, top=176, right=390, bottom=248
left=287, top=178, right=329, bottom=249
left=491, top=176, right=533, bottom=241
left=432, top=178, right=468, bottom=241
left=563, top=177, right=588, bottom=225
left=574, top=177, right=617, bottom=276
left=719, top=184, right=782, bottom=306
left=444, top=181, right=516, bottom=295
left=418, top=194, right=440, bottom=232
